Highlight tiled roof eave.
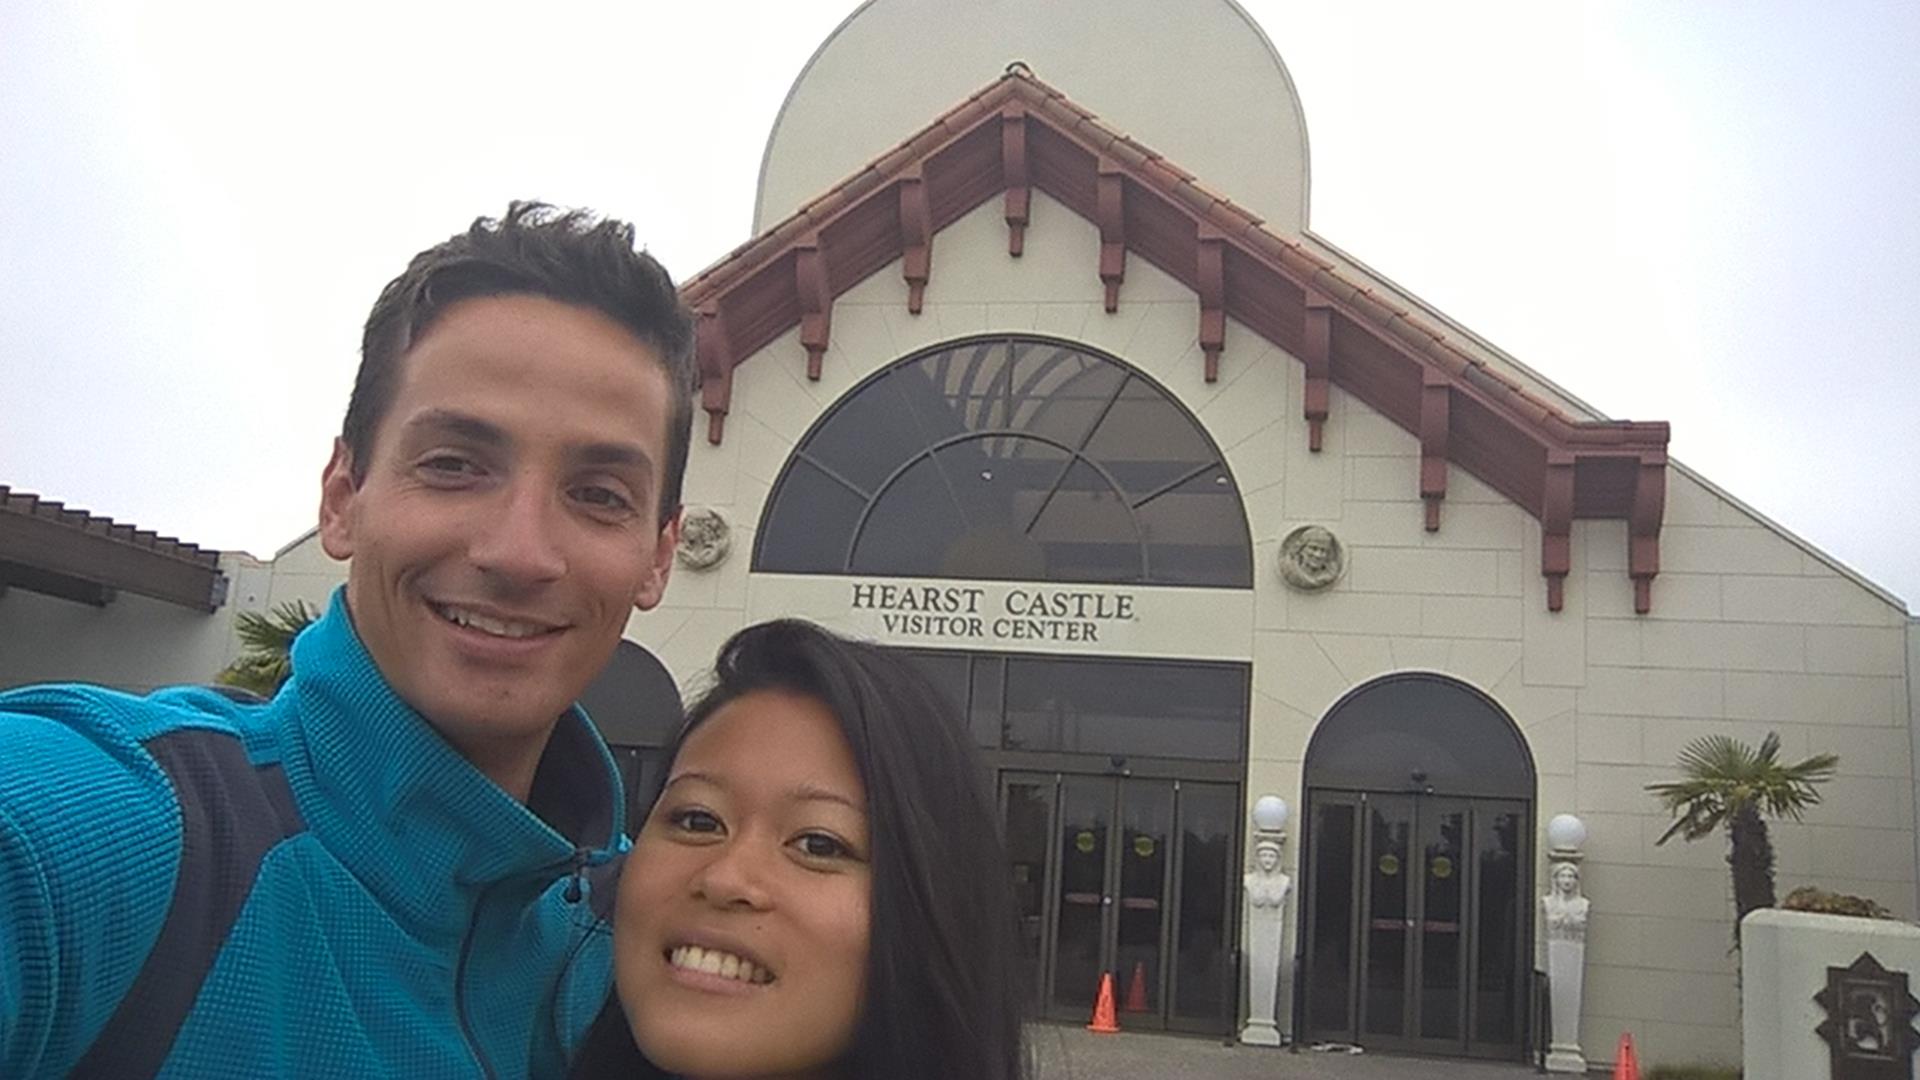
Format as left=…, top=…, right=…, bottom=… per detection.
left=0, top=486, right=226, bottom=611
left=679, top=69, right=1671, bottom=613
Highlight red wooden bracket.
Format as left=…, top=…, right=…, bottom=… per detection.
left=899, top=168, right=932, bottom=314
left=1001, top=104, right=1030, bottom=257
left=695, top=302, right=734, bottom=445
left=1419, top=371, right=1450, bottom=531
left=1096, top=159, right=1126, bottom=312
left=1197, top=223, right=1226, bottom=382
left=1303, top=295, right=1332, bottom=451
left=796, top=238, right=831, bottom=380
left=1542, top=450, right=1575, bottom=611
left=1629, top=452, right=1667, bottom=614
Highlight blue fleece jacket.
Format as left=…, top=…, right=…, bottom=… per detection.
left=0, top=590, right=625, bottom=1078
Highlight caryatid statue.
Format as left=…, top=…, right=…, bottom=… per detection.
left=1240, top=798, right=1293, bottom=1047
left=1541, top=814, right=1591, bottom=1074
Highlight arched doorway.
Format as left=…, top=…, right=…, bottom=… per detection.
left=1298, top=673, right=1535, bottom=1059
left=579, top=640, right=683, bottom=834
left=752, top=335, right=1256, bottom=1035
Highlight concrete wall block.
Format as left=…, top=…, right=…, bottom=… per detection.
left=1282, top=589, right=1423, bottom=637
left=1805, top=624, right=1908, bottom=675
left=1584, top=909, right=1643, bottom=968
left=1576, top=714, right=1644, bottom=765
left=1585, top=864, right=1732, bottom=922
left=1223, top=423, right=1288, bottom=513
left=1806, top=723, right=1914, bottom=778
left=1638, top=815, right=1741, bottom=872
left=1345, top=546, right=1501, bottom=596
left=1031, top=301, right=1094, bottom=343
left=931, top=301, right=991, bottom=344
left=1641, top=717, right=1808, bottom=770
left=1200, top=361, right=1288, bottom=466
left=1588, top=572, right=1721, bottom=621
left=1524, top=526, right=1587, bottom=687
left=1660, top=525, right=1805, bottom=576
left=1577, top=763, right=1672, bottom=816
left=729, top=409, right=799, bottom=492
left=1385, top=635, right=1450, bottom=672
left=1585, top=618, right=1642, bottom=667
left=1419, top=594, right=1523, bottom=640
left=1240, top=479, right=1291, bottom=547
left=1637, top=620, right=1808, bottom=674
left=1584, top=961, right=1738, bottom=1028
left=1341, top=498, right=1526, bottom=552
left=1635, top=914, right=1744, bottom=975
left=1724, top=670, right=1906, bottom=727
left=1281, top=428, right=1344, bottom=523
left=1246, top=698, right=1316, bottom=764
left=1801, top=824, right=1919, bottom=886
left=1344, top=455, right=1417, bottom=502
left=1251, top=630, right=1352, bottom=722
left=1663, top=474, right=1748, bottom=528
left=1806, top=774, right=1915, bottom=832
left=1442, top=639, right=1524, bottom=691
left=1575, top=810, right=1646, bottom=865
left=1578, top=666, right=1722, bottom=719
left=1340, top=406, right=1416, bottom=457
left=1523, top=711, right=1577, bottom=777
left=1495, top=549, right=1527, bottom=597
left=983, top=302, right=1041, bottom=334
left=1581, top=520, right=1627, bottom=573
left=1309, top=631, right=1398, bottom=687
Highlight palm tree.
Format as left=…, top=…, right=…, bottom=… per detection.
left=1647, top=732, right=1838, bottom=942
left=216, top=600, right=320, bottom=698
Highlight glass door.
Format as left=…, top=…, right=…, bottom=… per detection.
left=1001, top=772, right=1237, bottom=1034
left=1301, top=790, right=1530, bottom=1058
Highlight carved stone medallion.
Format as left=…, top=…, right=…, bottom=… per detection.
left=1815, top=951, right=1920, bottom=1080
left=1278, top=524, right=1344, bottom=591
left=676, top=506, right=732, bottom=571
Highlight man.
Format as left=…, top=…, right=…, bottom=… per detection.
left=0, top=202, right=696, bottom=1077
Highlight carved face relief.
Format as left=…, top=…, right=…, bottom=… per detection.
left=1552, top=862, right=1580, bottom=897
left=1256, top=843, right=1281, bottom=873
left=676, top=506, right=733, bottom=571
left=1279, top=525, right=1343, bottom=591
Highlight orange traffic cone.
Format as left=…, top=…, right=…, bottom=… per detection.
left=1087, top=972, right=1120, bottom=1033
left=1124, top=961, right=1149, bottom=1012
left=1612, top=1032, right=1640, bottom=1080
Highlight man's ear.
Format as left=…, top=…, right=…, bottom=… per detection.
left=634, top=508, right=682, bottom=612
left=318, top=438, right=359, bottom=561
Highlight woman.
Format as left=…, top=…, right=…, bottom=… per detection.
left=572, top=619, right=1027, bottom=1079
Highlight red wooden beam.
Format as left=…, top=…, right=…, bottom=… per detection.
left=1001, top=103, right=1030, bottom=256
left=1096, top=159, right=1126, bottom=312
left=1303, top=295, right=1331, bottom=451
left=1629, top=452, right=1667, bottom=614
left=1419, top=371, right=1450, bottom=532
left=796, top=237, right=831, bottom=380
left=899, top=168, right=932, bottom=314
left=696, top=302, right=734, bottom=444
left=1197, top=223, right=1226, bottom=383
left=1542, top=450, right=1575, bottom=611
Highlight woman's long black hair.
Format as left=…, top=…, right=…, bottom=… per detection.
left=574, top=619, right=1028, bottom=1080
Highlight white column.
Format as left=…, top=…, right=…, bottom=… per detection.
left=1542, top=814, right=1591, bottom=1074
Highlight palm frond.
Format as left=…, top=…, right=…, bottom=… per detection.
left=216, top=599, right=320, bottom=696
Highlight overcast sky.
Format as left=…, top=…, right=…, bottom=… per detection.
left=3, top=1, right=1916, bottom=610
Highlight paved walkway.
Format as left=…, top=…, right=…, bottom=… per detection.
left=1030, top=1027, right=1542, bottom=1079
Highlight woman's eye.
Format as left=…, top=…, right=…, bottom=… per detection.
left=792, top=832, right=852, bottom=860
left=666, top=807, right=723, bottom=835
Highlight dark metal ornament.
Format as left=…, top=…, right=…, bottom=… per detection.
left=1814, top=951, right=1920, bottom=1079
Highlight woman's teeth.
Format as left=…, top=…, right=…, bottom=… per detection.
left=669, top=944, right=774, bottom=985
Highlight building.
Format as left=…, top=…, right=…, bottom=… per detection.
left=12, top=0, right=1915, bottom=1067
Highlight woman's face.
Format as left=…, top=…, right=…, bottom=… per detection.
left=616, top=689, right=871, bottom=1079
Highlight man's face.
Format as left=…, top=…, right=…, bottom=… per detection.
left=319, top=294, right=679, bottom=760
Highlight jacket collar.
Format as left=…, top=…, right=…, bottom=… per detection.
left=279, top=588, right=625, bottom=939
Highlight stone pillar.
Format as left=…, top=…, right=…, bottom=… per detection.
left=1542, top=813, right=1591, bottom=1073
left=1241, top=795, right=1293, bottom=1047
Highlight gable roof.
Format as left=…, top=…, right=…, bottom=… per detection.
left=679, top=67, right=1670, bottom=614
left=0, top=485, right=227, bottom=611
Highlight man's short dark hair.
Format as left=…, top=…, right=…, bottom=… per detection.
left=346, top=201, right=697, bottom=526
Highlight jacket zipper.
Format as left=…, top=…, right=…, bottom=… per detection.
left=454, top=880, right=501, bottom=1080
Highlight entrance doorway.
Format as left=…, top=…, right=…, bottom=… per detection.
left=1298, top=674, right=1536, bottom=1060
left=1302, top=791, right=1528, bottom=1054
left=1001, top=771, right=1239, bottom=1034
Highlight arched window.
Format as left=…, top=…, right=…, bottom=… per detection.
left=754, top=336, right=1252, bottom=587
left=1304, top=673, right=1535, bottom=799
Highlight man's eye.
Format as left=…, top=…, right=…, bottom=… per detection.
left=421, top=456, right=478, bottom=475
left=666, top=807, right=723, bottom=835
left=573, top=485, right=634, bottom=512
left=792, top=832, right=852, bottom=860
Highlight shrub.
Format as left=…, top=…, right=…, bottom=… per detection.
left=1647, top=1066, right=1740, bottom=1080
left=1781, top=885, right=1894, bottom=920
